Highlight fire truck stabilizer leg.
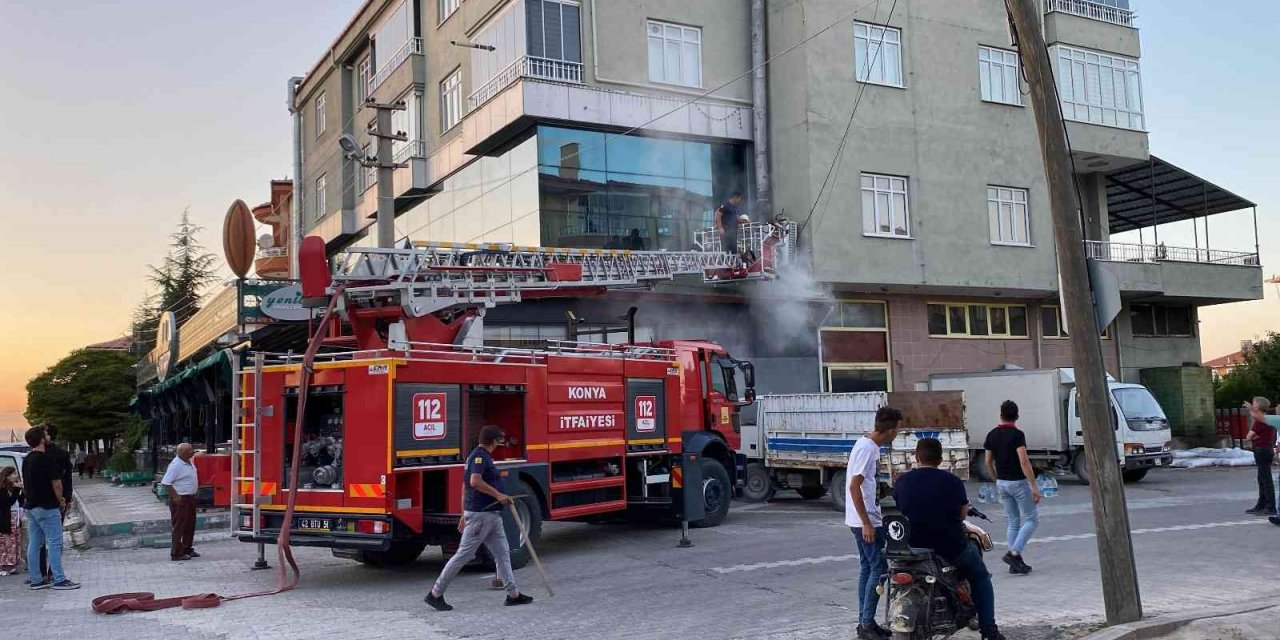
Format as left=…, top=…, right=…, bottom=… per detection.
left=677, top=519, right=693, bottom=548
left=252, top=543, right=270, bottom=570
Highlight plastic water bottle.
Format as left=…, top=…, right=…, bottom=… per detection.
left=977, top=482, right=996, bottom=503
left=1036, top=474, right=1059, bottom=498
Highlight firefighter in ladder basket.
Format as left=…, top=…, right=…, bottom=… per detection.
left=425, top=426, right=533, bottom=611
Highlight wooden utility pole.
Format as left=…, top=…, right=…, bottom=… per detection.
left=1004, top=0, right=1143, bottom=624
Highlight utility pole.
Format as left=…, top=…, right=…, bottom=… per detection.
left=1004, top=0, right=1143, bottom=625
left=367, top=100, right=407, bottom=248
left=750, top=0, right=771, bottom=217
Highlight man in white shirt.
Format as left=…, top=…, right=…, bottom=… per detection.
left=160, top=443, right=200, bottom=561
left=846, top=407, right=902, bottom=640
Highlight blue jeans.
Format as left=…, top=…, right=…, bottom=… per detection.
left=851, top=526, right=886, bottom=626
left=27, top=507, right=64, bottom=584
left=946, top=542, right=996, bottom=631
left=997, top=479, right=1039, bottom=554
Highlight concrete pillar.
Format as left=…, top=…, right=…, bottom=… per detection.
left=1077, top=173, right=1109, bottom=242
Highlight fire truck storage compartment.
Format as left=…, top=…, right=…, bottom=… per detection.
left=463, top=384, right=527, bottom=460
left=550, top=458, right=624, bottom=510
left=625, top=378, right=666, bottom=449
left=282, top=386, right=345, bottom=490
left=393, top=383, right=463, bottom=467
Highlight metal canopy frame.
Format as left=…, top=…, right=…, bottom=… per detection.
left=1105, top=155, right=1257, bottom=234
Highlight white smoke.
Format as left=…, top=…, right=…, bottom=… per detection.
left=747, top=260, right=833, bottom=356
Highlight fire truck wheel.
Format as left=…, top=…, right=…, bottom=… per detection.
left=356, top=540, right=427, bottom=566
left=741, top=463, right=776, bottom=503
left=692, top=459, right=731, bottom=528
left=501, top=478, right=543, bottom=570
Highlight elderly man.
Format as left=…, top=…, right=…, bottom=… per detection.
left=161, top=443, right=200, bottom=561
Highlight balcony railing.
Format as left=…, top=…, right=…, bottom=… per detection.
left=1047, top=0, right=1136, bottom=28
left=367, top=37, right=422, bottom=96
left=1085, top=241, right=1259, bottom=267
left=468, top=55, right=584, bottom=111
left=393, top=139, right=426, bottom=164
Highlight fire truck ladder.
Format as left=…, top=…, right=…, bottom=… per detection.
left=331, top=239, right=774, bottom=318
left=230, top=352, right=266, bottom=542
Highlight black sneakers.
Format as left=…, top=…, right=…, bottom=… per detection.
left=855, top=622, right=891, bottom=639
left=424, top=591, right=453, bottom=611
left=52, top=579, right=81, bottom=591
left=504, top=593, right=534, bottom=606
left=1003, top=552, right=1032, bottom=575
left=981, top=627, right=1007, bottom=640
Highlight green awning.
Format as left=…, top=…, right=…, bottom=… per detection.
left=133, top=349, right=234, bottom=417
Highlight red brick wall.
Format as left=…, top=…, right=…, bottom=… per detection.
left=883, top=296, right=1120, bottom=390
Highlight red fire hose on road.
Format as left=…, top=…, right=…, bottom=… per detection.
left=92, top=288, right=345, bottom=615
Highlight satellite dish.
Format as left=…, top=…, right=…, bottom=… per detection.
left=257, top=234, right=274, bottom=250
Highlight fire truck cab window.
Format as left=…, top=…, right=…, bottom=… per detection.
left=712, top=356, right=739, bottom=402
left=283, top=391, right=345, bottom=490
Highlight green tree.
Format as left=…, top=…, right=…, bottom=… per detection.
left=129, top=293, right=161, bottom=359
left=149, top=208, right=218, bottom=326
left=24, top=349, right=138, bottom=446
left=1213, top=332, right=1280, bottom=407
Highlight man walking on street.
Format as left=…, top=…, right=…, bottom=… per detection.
left=984, top=400, right=1041, bottom=574
left=847, top=407, right=901, bottom=640
left=1243, top=398, right=1277, bottom=516
left=895, top=438, right=1005, bottom=640
left=161, top=443, right=200, bottom=561
left=21, top=426, right=79, bottom=590
left=424, top=426, right=533, bottom=611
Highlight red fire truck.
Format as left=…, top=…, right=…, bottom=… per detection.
left=233, top=223, right=794, bottom=567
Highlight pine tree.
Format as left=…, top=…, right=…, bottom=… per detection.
left=129, top=293, right=162, bottom=359
left=148, top=208, right=218, bottom=325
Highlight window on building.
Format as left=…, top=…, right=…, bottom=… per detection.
left=988, top=186, right=1030, bottom=246
left=391, top=91, right=422, bottom=162
left=356, top=55, right=372, bottom=104
left=314, top=174, right=327, bottom=220
left=439, top=0, right=460, bottom=24
left=1130, top=304, right=1194, bottom=337
left=1052, top=44, right=1143, bottom=131
left=928, top=303, right=1028, bottom=338
left=527, top=0, right=582, bottom=63
left=860, top=173, right=910, bottom=238
left=979, top=46, right=1022, bottom=106
left=1042, top=305, right=1111, bottom=338
left=647, top=20, right=702, bottom=87
left=315, top=92, right=326, bottom=138
left=821, top=300, right=890, bottom=392
left=440, top=68, right=462, bottom=132
left=853, top=22, right=903, bottom=87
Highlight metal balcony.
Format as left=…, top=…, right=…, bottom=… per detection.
left=1047, top=0, right=1136, bottom=28
left=367, top=37, right=422, bottom=96
left=468, top=55, right=584, bottom=111
left=1085, top=241, right=1259, bottom=267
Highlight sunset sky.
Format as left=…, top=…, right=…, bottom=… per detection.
left=0, top=0, right=1276, bottom=434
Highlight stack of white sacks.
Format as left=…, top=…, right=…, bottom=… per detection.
left=1170, top=448, right=1256, bottom=468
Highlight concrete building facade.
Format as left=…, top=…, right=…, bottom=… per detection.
left=292, top=0, right=1261, bottom=396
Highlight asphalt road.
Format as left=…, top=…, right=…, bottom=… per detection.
left=4, top=466, right=1278, bottom=640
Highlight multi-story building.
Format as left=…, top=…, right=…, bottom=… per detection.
left=292, top=0, right=1261, bottom=396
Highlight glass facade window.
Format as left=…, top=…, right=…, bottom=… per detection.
left=537, top=126, right=752, bottom=250
left=1052, top=44, right=1143, bottom=131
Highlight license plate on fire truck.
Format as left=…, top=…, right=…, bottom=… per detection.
left=296, top=518, right=332, bottom=531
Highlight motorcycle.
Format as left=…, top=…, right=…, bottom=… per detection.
left=880, top=501, right=994, bottom=640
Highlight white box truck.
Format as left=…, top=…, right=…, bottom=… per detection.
left=738, top=391, right=968, bottom=511
left=925, top=368, right=1173, bottom=483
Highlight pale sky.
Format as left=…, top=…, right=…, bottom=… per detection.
left=0, top=1, right=1275, bottom=432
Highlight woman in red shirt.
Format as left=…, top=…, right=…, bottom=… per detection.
left=1243, top=397, right=1278, bottom=516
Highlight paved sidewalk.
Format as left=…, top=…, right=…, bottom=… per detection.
left=1083, top=600, right=1280, bottom=640
left=75, top=477, right=230, bottom=549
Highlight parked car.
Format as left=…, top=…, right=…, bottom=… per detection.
left=0, top=448, right=26, bottom=483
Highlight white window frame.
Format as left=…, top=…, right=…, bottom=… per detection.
left=1052, top=44, right=1144, bottom=131
left=440, top=68, right=462, bottom=132
left=360, top=143, right=376, bottom=193
left=978, top=46, right=1022, bottom=106
left=315, top=92, right=326, bottom=138
left=987, top=186, right=1031, bottom=246
left=646, top=20, right=702, bottom=88
left=314, top=174, right=327, bottom=220
left=860, top=173, right=911, bottom=239
left=356, top=55, right=372, bottom=104
left=438, top=0, right=461, bottom=24
left=853, top=22, right=903, bottom=88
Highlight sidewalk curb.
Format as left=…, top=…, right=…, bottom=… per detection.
left=1081, top=599, right=1280, bottom=640
left=96, top=530, right=235, bottom=550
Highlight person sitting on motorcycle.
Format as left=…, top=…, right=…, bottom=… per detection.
left=894, top=438, right=1004, bottom=640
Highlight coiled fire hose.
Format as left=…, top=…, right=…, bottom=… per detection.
left=92, top=288, right=345, bottom=614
